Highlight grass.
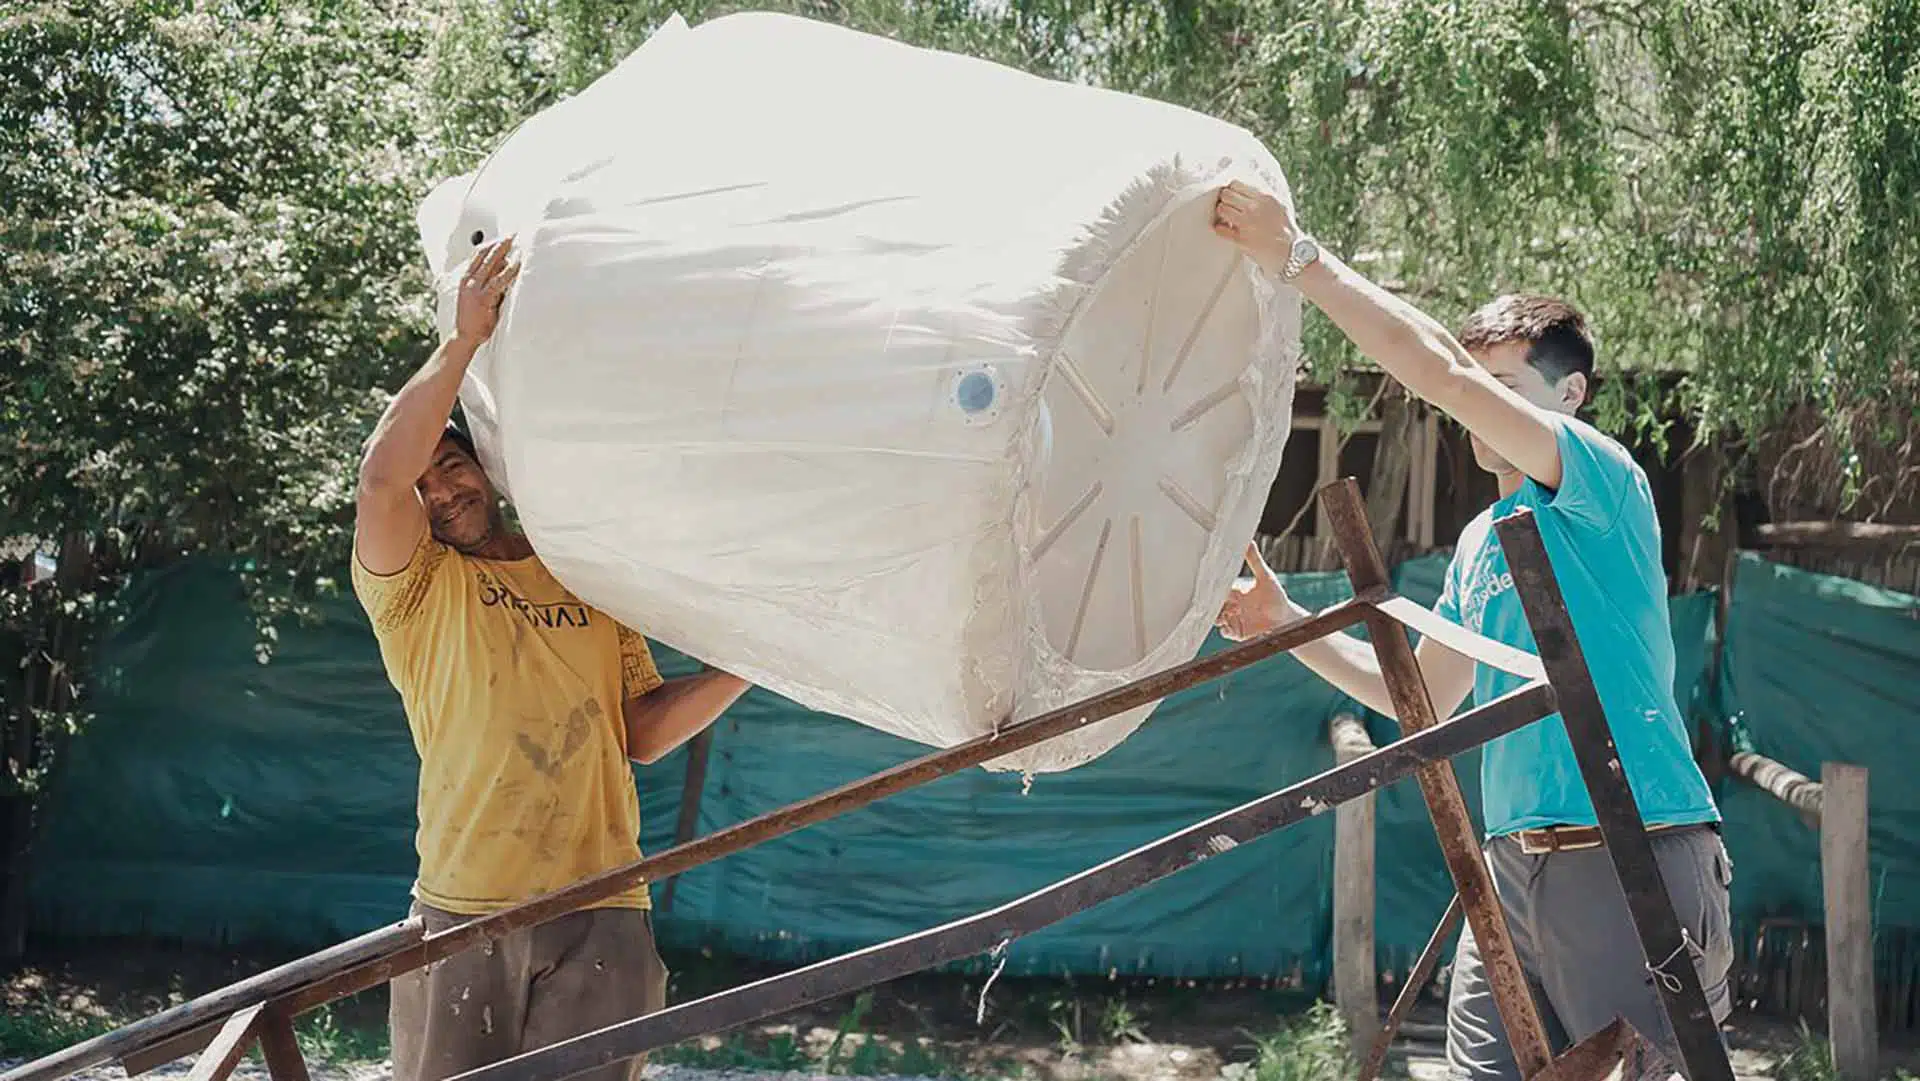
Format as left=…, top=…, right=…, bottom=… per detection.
left=293, top=1004, right=391, bottom=1065
left=0, top=987, right=389, bottom=1067
left=1242, top=1001, right=1354, bottom=1081
left=0, top=937, right=1365, bottom=1081
left=653, top=990, right=974, bottom=1077
left=1774, top=1022, right=1920, bottom=1081
left=0, top=959, right=1362, bottom=1081
left=653, top=1029, right=971, bottom=1077
left=1775, top=1022, right=1839, bottom=1081
left=0, top=995, right=120, bottom=1060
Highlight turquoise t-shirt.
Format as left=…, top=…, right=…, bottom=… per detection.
left=1435, top=413, right=1719, bottom=837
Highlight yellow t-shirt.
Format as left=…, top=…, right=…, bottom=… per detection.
left=351, top=529, right=663, bottom=915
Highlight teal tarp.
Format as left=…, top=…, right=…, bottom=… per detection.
left=660, top=566, right=1360, bottom=979
left=26, top=551, right=1913, bottom=986
left=1712, top=554, right=1920, bottom=943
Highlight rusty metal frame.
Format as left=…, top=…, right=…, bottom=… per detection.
left=1322, top=484, right=1559, bottom=1077
left=1359, top=893, right=1460, bottom=1081
left=1496, top=510, right=1736, bottom=1081
left=455, top=684, right=1561, bottom=1081
left=0, top=480, right=1734, bottom=1081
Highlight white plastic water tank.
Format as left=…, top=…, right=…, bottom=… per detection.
left=416, top=11, right=1302, bottom=773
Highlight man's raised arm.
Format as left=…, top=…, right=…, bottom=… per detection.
left=1212, top=182, right=1567, bottom=492
left=355, top=238, right=519, bottom=575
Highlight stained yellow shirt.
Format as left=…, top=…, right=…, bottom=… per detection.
left=351, top=530, right=663, bottom=915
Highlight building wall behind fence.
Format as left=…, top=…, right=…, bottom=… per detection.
left=24, top=553, right=1918, bottom=998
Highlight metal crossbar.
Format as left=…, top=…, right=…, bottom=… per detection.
left=455, top=685, right=1560, bottom=1081
left=11, top=603, right=1377, bottom=1081
left=0, top=479, right=1737, bottom=1081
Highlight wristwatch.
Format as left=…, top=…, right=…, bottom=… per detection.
left=1278, top=232, right=1321, bottom=282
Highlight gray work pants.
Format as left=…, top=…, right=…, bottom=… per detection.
left=1445, top=826, right=1735, bottom=1081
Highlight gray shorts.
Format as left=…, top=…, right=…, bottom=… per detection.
left=1445, top=825, right=1735, bottom=1081
left=390, top=901, right=670, bottom=1081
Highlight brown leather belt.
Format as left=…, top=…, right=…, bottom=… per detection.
left=1513, top=821, right=1701, bottom=855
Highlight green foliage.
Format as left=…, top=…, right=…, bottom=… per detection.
left=0, top=992, right=386, bottom=1064
left=0, top=1, right=435, bottom=592
left=0, top=577, right=102, bottom=798
left=1635, top=0, right=1918, bottom=503
left=823, top=989, right=878, bottom=1073
left=0, top=0, right=435, bottom=864
left=1755, top=1020, right=1920, bottom=1081
left=1098, top=994, right=1148, bottom=1044
left=649, top=988, right=969, bottom=1076
left=1245, top=999, right=1353, bottom=1081
left=652, top=1028, right=814, bottom=1072
left=1775, top=1022, right=1838, bottom=1081
left=294, top=1003, right=391, bottom=1065
left=0, top=994, right=118, bottom=1060
left=420, top=0, right=1908, bottom=461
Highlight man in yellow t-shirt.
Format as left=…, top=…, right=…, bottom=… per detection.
left=352, top=236, right=750, bottom=1081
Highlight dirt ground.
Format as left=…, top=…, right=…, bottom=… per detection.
left=5, top=938, right=1918, bottom=1081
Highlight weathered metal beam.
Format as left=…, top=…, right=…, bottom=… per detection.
left=1359, top=894, right=1461, bottom=1081
left=0, top=919, right=423, bottom=1081
left=256, top=1014, right=309, bottom=1081
left=18, top=483, right=1624, bottom=1081
left=449, top=682, right=1561, bottom=1081
left=181, top=1005, right=261, bottom=1081
left=121, top=1025, right=224, bottom=1078
left=1322, top=479, right=1555, bottom=1080
left=286, top=598, right=1379, bottom=1001
left=96, top=598, right=1379, bottom=1078
left=1495, top=507, right=1737, bottom=1081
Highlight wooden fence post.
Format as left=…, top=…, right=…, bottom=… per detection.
left=1821, top=763, right=1874, bottom=1081
left=1329, top=712, right=1380, bottom=1051
left=1727, top=753, right=1880, bottom=1073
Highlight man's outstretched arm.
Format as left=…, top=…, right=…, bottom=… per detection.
left=355, top=238, right=519, bottom=574
left=1213, top=182, right=1566, bottom=491
left=624, top=670, right=752, bottom=764
left=1218, top=544, right=1475, bottom=723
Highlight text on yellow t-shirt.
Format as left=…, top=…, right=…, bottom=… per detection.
left=351, top=530, right=663, bottom=915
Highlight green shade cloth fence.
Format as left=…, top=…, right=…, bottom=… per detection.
left=25, top=551, right=1919, bottom=990
left=1709, top=553, right=1920, bottom=1008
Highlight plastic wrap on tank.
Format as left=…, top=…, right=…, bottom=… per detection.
left=414, top=10, right=1302, bottom=772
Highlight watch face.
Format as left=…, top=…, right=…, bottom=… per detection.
left=1292, top=235, right=1319, bottom=263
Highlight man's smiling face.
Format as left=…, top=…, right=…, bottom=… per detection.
left=418, top=435, right=503, bottom=554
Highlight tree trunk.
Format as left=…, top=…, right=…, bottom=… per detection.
left=1365, top=390, right=1418, bottom=561
left=0, top=532, right=91, bottom=960
left=0, top=640, right=39, bottom=961
left=1678, top=444, right=1735, bottom=593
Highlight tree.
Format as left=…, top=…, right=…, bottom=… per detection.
left=1034, top=0, right=1916, bottom=519
left=0, top=0, right=437, bottom=955
left=1629, top=0, right=1919, bottom=520
left=408, top=0, right=1920, bottom=534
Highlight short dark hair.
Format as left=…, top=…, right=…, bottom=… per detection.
left=441, top=420, right=477, bottom=461
left=1456, top=294, right=1595, bottom=389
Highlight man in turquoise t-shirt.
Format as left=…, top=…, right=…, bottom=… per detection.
left=1209, top=180, right=1731, bottom=1080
